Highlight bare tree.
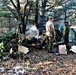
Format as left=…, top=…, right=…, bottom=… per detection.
left=2, top=0, right=32, bottom=35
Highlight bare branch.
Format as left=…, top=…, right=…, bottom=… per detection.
left=10, top=0, right=17, bottom=9
left=17, top=0, right=20, bottom=10
left=6, top=5, right=18, bottom=19
left=2, top=1, right=18, bottom=20
left=24, top=0, right=29, bottom=18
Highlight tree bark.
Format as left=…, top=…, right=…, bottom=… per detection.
left=35, top=0, right=39, bottom=29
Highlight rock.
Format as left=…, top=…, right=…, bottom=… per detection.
left=13, top=66, right=26, bottom=74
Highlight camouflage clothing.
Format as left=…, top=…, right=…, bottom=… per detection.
left=45, top=19, right=55, bottom=53
left=64, top=25, right=70, bottom=44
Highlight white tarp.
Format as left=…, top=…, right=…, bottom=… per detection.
left=70, top=45, right=76, bottom=53
left=26, top=25, right=39, bottom=40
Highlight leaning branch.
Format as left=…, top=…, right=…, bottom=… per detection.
left=3, top=2, right=18, bottom=20
left=10, top=0, right=17, bottom=9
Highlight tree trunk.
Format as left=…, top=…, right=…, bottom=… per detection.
left=35, top=0, right=39, bottom=29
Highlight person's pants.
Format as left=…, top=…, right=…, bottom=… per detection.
left=47, top=36, right=53, bottom=53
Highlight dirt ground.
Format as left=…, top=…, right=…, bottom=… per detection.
left=0, top=48, right=76, bottom=75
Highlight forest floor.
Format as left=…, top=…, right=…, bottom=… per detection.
left=0, top=48, right=76, bottom=75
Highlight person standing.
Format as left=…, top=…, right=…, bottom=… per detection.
left=45, top=16, right=55, bottom=53
left=63, top=21, right=70, bottom=49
